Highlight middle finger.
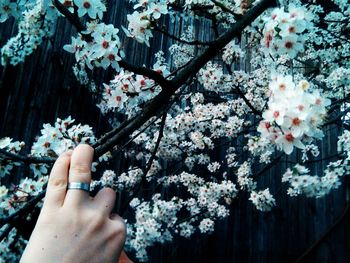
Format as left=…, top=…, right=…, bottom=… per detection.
left=64, top=144, right=94, bottom=206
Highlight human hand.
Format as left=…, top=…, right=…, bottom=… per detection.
left=20, top=144, right=126, bottom=263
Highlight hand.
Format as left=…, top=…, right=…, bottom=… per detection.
left=20, top=144, right=126, bottom=263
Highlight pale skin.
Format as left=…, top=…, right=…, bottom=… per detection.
left=20, top=144, right=126, bottom=263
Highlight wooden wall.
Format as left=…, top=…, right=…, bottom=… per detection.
left=0, top=1, right=349, bottom=262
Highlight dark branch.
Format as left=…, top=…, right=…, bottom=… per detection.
left=1, top=0, right=276, bottom=238
left=293, top=203, right=349, bottom=263
left=52, top=0, right=171, bottom=88
left=153, top=25, right=213, bottom=46
left=118, top=60, right=170, bottom=88
left=0, top=149, right=55, bottom=164
left=0, top=190, right=46, bottom=238
left=143, top=112, right=167, bottom=176
left=121, top=112, right=168, bottom=215
left=170, top=0, right=277, bottom=88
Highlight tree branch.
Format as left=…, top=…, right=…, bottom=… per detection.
left=0, top=149, right=55, bottom=164
left=153, top=25, right=213, bottom=46
left=293, top=203, right=350, bottom=263
left=0, top=190, right=46, bottom=239
left=52, top=0, right=171, bottom=89
left=121, top=111, right=168, bottom=215
left=0, top=0, right=276, bottom=240
left=170, top=0, right=277, bottom=88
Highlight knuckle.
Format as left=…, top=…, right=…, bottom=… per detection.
left=48, top=177, right=67, bottom=189
left=112, top=219, right=127, bottom=236
left=89, top=215, right=106, bottom=231
left=70, top=163, right=91, bottom=174
left=38, top=207, right=62, bottom=225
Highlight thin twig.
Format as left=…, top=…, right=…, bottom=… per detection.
left=0, top=190, right=46, bottom=239
left=121, top=111, right=168, bottom=215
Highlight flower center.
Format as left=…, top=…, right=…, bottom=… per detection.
left=273, top=111, right=280, bottom=118
left=265, top=33, right=273, bottom=48
left=63, top=0, right=72, bottom=7
left=292, top=118, right=301, bottom=126
left=285, top=41, right=294, bottom=49
left=83, top=1, right=91, bottom=8
left=285, top=133, right=294, bottom=142
left=108, top=54, right=115, bottom=61
left=288, top=26, right=296, bottom=33
left=279, top=84, right=286, bottom=91
left=122, top=83, right=129, bottom=92
left=102, top=40, right=109, bottom=49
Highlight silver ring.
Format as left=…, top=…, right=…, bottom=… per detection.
left=67, top=182, right=90, bottom=192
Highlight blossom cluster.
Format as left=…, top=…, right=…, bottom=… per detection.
left=249, top=188, right=276, bottom=212
left=168, top=26, right=195, bottom=69
left=92, top=168, right=144, bottom=191
left=72, top=0, right=106, bottom=19
left=301, top=144, right=320, bottom=162
left=125, top=195, right=182, bottom=261
left=64, top=22, right=123, bottom=70
left=30, top=117, right=97, bottom=177
left=0, top=227, right=27, bottom=262
left=0, top=0, right=21, bottom=23
left=236, top=161, right=255, bottom=191
left=285, top=129, right=350, bottom=199
left=0, top=138, right=24, bottom=178
left=31, top=116, right=95, bottom=156
left=0, top=179, right=45, bottom=261
left=246, top=136, right=274, bottom=164
left=222, top=40, right=245, bottom=65
left=281, top=161, right=347, bottom=198
left=98, top=55, right=170, bottom=115
left=1, top=0, right=58, bottom=66
left=338, top=130, right=350, bottom=160
left=198, top=62, right=232, bottom=93
left=124, top=0, right=170, bottom=46
left=262, top=4, right=314, bottom=59
left=183, top=0, right=243, bottom=24
left=0, top=176, right=47, bottom=218
left=258, top=75, right=330, bottom=155
left=125, top=172, right=237, bottom=261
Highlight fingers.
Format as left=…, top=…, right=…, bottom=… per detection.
left=64, top=144, right=94, bottom=205
left=43, top=150, right=72, bottom=208
left=109, top=213, right=127, bottom=246
left=93, top=188, right=116, bottom=216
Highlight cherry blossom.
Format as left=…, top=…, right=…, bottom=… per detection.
left=74, top=0, right=106, bottom=19
left=0, top=0, right=18, bottom=22
left=259, top=75, right=330, bottom=155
